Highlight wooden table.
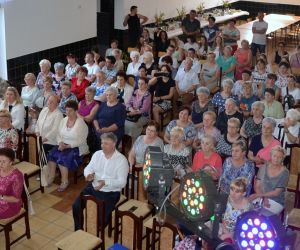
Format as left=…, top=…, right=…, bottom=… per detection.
left=237, top=14, right=300, bottom=45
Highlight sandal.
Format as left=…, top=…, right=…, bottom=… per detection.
left=57, top=182, right=69, bottom=192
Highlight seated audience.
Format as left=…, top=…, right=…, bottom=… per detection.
left=112, top=49, right=124, bottom=71
left=34, top=76, right=55, bottom=110
left=112, top=71, right=134, bottom=105
left=154, top=29, right=169, bottom=53
left=289, top=45, right=300, bottom=68
left=216, top=118, right=243, bottom=158
left=91, top=71, right=109, bottom=102
left=72, top=132, right=129, bottom=230
left=36, top=59, right=54, bottom=89
left=248, top=117, right=280, bottom=167
left=234, top=40, right=252, bottom=80
left=218, top=140, right=255, bottom=195
left=240, top=101, right=264, bottom=140
left=52, top=62, right=66, bottom=94
left=258, top=73, right=280, bottom=100
left=21, top=73, right=40, bottom=107
left=35, top=95, right=63, bottom=154
left=164, top=126, right=192, bottom=178
left=65, top=53, right=80, bottom=80
left=239, top=82, right=258, bottom=117
left=83, top=51, right=101, bottom=84
left=281, top=74, right=300, bottom=104
left=183, top=36, right=199, bottom=53
left=141, top=51, right=157, bottom=77
left=78, top=87, right=99, bottom=123
left=198, top=35, right=208, bottom=59
left=210, top=35, right=223, bottom=59
left=199, top=52, right=220, bottom=91
left=257, top=53, right=273, bottom=73
left=275, top=61, right=290, bottom=90
left=71, top=66, right=90, bottom=101
left=105, top=39, right=119, bottom=57
left=150, top=65, right=175, bottom=128
left=212, top=79, right=239, bottom=114
left=216, top=46, right=236, bottom=80
left=164, top=106, right=196, bottom=147
left=193, top=111, right=221, bottom=151
left=216, top=98, right=243, bottom=135
left=158, top=45, right=179, bottom=70
left=192, top=135, right=222, bottom=180
left=48, top=100, right=88, bottom=191
left=222, top=19, right=240, bottom=53
left=142, top=28, right=154, bottom=46
left=126, top=51, right=141, bottom=77
left=262, top=88, right=284, bottom=119
left=91, top=46, right=102, bottom=65
left=232, top=69, right=252, bottom=98
left=191, top=87, right=214, bottom=129
left=102, top=56, right=118, bottom=85
left=251, top=59, right=268, bottom=91
left=58, top=81, right=78, bottom=114
left=0, top=87, right=25, bottom=130
left=93, top=87, right=126, bottom=146
left=0, top=148, right=24, bottom=219
left=250, top=146, right=289, bottom=214
left=274, top=42, right=289, bottom=65
left=0, top=110, right=18, bottom=151
left=125, top=77, right=151, bottom=141
left=203, top=16, right=219, bottom=47
left=128, top=121, right=164, bottom=168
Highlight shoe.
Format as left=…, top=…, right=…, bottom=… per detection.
left=57, top=182, right=69, bottom=192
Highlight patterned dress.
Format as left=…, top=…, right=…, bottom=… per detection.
left=0, top=128, right=18, bottom=151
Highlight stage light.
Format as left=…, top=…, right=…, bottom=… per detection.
left=179, top=171, right=218, bottom=221
left=234, top=210, right=296, bottom=250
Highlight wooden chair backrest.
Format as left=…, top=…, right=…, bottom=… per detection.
left=291, top=67, right=300, bottom=76
left=289, top=145, right=300, bottom=176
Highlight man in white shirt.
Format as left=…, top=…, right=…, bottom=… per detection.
left=251, top=12, right=268, bottom=60
left=72, top=132, right=129, bottom=230
left=179, top=48, right=201, bottom=75
left=174, top=57, right=199, bottom=112
left=83, top=52, right=101, bottom=84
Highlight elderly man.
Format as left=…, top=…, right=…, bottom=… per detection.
left=181, top=9, right=200, bottom=41
left=101, top=56, right=117, bottom=85
left=179, top=48, right=201, bottom=75
left=174, top=57, right=199, bottom=111
left=58, top=81, right=78, bottom=114
left=72, top=132, right=129, bottom=230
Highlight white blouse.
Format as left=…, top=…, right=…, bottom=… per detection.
left=21, top=86, right=40, bottom=107
left=126, top=62, right=141, bottom=76
left=0, top=101, right=25, bottom=130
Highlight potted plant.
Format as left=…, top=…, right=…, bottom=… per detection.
left=154, top=12, right=165, bottom=27
left=222, top=0, right=231, bottom=14
left=176, top=6, right=186, bottom=22
left=197, top=2, right=205, bottom=15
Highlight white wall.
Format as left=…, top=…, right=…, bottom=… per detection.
left=0, top=8, right=7, bottom=79
left=3, top=0, right=97, bottom=59
left=241, top=0, right=300, bottom=5
left=114, top=0, right=239, bottom=30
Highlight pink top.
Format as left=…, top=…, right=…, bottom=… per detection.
left=192, top=151, right=223, bottom=179
left=234, top=48, right=251, bottom=80
left=78, top=99, right=98, bottom=117
left=0, top=169, right=24, bottom=219
left=257, top=139, right=281, bottom=162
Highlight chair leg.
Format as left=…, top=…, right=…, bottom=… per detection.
left=114, top=211, right=119, bottom=243
left=108, top=214, right=113, bottom=237
left=74, top=171, right=77, bottom=184
left=4, top=227, right=11, bottom=250
left=25, top=213, right=31, bottom=239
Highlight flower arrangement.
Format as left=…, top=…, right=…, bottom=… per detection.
left=176, top=6, right=187, bottom=21
left=222, top=0, right=231, bottom=9
left=197, top=2, right=205, bottom=14
left=154, top=12, right=165, bottom=26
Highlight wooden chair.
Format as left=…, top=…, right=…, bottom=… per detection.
left=130, top=164, right=147, bottom=201
left=56, top=194, right=104, bottom=250
left=128, top=47, right=139, bottom=53
left=287, top=207, right=300, bottom=231
left=73, top=153, right=91, bottom=184
left=291, top=67, right=300, bottom=77
left=114, top=199, right=154, bottom=249
left=0, top=189, right=31, bottom=250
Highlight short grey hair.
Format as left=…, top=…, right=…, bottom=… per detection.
left=100, top=132, right=118, bottom=144
left=232, top=140, right=247, bottom=152
left=112, top=49, right=122, bottom=56
left=130, top=51, right=140, bottom=59
left=262, top=117, right=277, bottom=131
left=105, top=86, right=118, bottom=96
left=196, top=86, right=210, bottom=96
left=286, top=109, right=300, bottom=121
left=61, top=81, right=72, bottom=88
left=85, top=86, right=96, bottom=95
left=54, top=62, right=65, bottom=71
left=271, top=145, right=286, bottom=158
left=221, top=78, right=234, bottom=88
left=252, top=101, right=265, bottom=112
left=225, top=98, right=237, bottom=106
left=143, top=51, right=153, bottom=60
left=39, top=59, right=51, bottom=68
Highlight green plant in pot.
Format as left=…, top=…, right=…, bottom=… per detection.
left=154, top=12, right=165, bottom=27
left=176, top=6, right=187, bottom=21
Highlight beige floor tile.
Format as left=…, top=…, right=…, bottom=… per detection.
left=53, top=215, right=74, bottom=230
left=54, top=230, right=74, bottom=242
left=10, top=243, right=32, bottom=250
left=38, top=223, right=66, bottom=239
left=28, top=216, right=50, bottom=233
left=21, top=233, right=51, bottom=250
left=34, top=194, right=62, bottom=207
left=30, top=202, right=48, bottom=215
left=40, top=240, right=58, bottom=250
left=36, top=208, right=65, bottom=222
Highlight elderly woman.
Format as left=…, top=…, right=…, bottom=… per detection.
left=262, top=88, right=284, bottom=119
left=0, top=110, right=18, bottom=151
left=191, top=87, right=215, bottom=129
left=149, top=65, right=175, bottom=129
left=192, top=135, right=222, bottom=180
left=65, top=53, right=80, bottom=80
left=35, top=95, right=64, bottom=154
left=239, top=82, right=258, bottom=117
left=36, top=59, right=54, bottom=89
left=164, top=126, right=192, bottom=178
left=58, top=81, right=78, bottom=115
left=53, top=62, right=66, bottom=94
left=0, top=87, right=25, bottom=130
left=34, top=76, right=55, bottom=110
left=91, top=71, right=109, bottom=102
left=48, top=100, right=88, bottom=191
left=250, top=146, right=289, bottom=214
left=234, top=40, right=252, bottom=80
left=111, top=71, right=133, bottom=105
left=200, top=52, right=220, bottom=91
left=212, top=79, right=239, bottom=114
left=164, top=106, right=196, bottom=147
left=0, top=148, right=24, bottom=219
left=93, top=87, right=126, bottom=146
left=193, top=111, right=221, bottom=150
left=248, top=117, right=280, bottom=167
left=112, top=49, right=124, bottom=71
left=240, top=101, right=264, bottom=140
left=216, top=98, right=243, bottom=135
left=78, top=87, right=99, bottom=123
left=216, top=118, right=244, bottom=158
left=216, top=46, right=237, bottom=80
left=126, top=51, right=141, bottom=77
left=141, top=51, right=156, bottom=77
left=125, top=77, right=151, bottom=141
left=281, top=74, right=300, bottom=104
left=21, top=73, right=40, bottom=107
left=219, top=140, right=255, bottom=196
left=71, top=66, right=90, bottom=101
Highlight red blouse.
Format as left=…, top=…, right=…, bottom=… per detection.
left=71, top=78, right=90, bottom=101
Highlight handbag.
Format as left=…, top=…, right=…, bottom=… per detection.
left=37, top=136, right=49, bottom=187
left=126, top=114, right=142, bottom=122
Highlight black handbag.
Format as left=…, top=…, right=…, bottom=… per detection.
left=126, top=114, right=142, bottom=122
